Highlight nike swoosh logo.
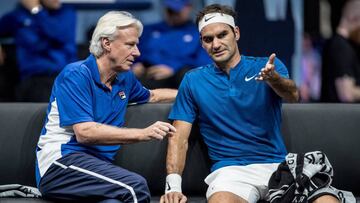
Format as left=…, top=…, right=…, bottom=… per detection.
left=166, top=182, right=171, bottom=191
left=245, top=74, right=257, bottom=82
left=204, top=16, right=215, bottom=22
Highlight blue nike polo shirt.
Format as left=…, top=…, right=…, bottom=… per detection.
left=169, top=55, right=289, bottom=171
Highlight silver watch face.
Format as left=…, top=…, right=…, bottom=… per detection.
left=31, top=6, right=42, bottom=15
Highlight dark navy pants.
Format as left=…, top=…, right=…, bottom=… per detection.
left=39, top=152, right=150, bottom=203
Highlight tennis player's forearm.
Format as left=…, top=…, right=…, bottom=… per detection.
left=166, top=134, right=188, bottom=175
left=268, top=77, right=299, bottom=102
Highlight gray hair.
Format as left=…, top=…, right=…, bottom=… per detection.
left=89, top=11, right=143, bottom=57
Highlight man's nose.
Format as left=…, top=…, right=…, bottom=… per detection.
left=212, top=38, right=221, bottom=50
left=132, top=45, right=140, bottom=57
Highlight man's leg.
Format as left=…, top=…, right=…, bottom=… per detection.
left=38, top=152, right=150, bottom=203
left=204, top=164, right=279, bottom=203
left=98, top=199, right=123, bottom=203
left=208, top=191, right=248, bottom=203
left=312, top=195, right=340, bottom=203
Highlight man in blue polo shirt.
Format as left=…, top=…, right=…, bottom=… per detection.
left=36, top=11, right=177, bottom=203
left=0, top=0, right=76, bottom=102
left=132, top=0, right=211, bottom=89
left=160, top=4, right=340, bottom=203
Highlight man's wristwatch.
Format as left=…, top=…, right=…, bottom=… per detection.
left=30, top=5, right=42, bottom=15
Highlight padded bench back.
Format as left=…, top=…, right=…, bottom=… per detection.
left=282, top=103, right=360, bottom=196
left=0, top=103, right=359, bottom=197
left=0, top=103, right=47, bottom=186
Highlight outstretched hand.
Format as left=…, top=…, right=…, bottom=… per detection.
left=147, top=65, right=175, bottom=80
left=0, top=45, right=5, bottom=66
left=255, top=53, right=280, bottom=82
left=160, top=192, right=187, bottom=203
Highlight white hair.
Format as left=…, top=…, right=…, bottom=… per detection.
left=89, top=11, right=143, bottom=57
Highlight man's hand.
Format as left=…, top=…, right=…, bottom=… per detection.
left=0, top=45, right=5, bottom=66
left=160, top=192, right=187, bottom=203
left=256, top=53, right=299, bottom=102
left=147, top=65, right=175, bottom=80
left=141, top=121, right=176, bottom=141
left=255, top=53, right=280, bottom=82
left=335, top=75, right=360, bottom=102
left=20, top=0, right=40, bottom=11
left=131, top=62, right=145, bottom=78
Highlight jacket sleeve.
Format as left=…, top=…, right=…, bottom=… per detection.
left=15, top=6, right=76, bottom=52
left=33, top=6, right=76, bottom=44
left=0, top=11, right=19, bottom=37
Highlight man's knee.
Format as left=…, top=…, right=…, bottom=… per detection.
left=98, top=199, right=124, bottom=203
left=208, top=191, right=248, bottom=203
left=128, top=173, right=150, bottom=203
left=311, top=194, right=340, bottom=203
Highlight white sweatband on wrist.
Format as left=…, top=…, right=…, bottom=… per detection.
left=198, top=12, right=235, bottom=32
left=165, top=174, right=182, bottom=193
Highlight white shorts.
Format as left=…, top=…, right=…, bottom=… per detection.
left=205, top=163, right=279, bottom=203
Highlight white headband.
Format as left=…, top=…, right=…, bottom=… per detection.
left=198, top=12, right=235, bottom=32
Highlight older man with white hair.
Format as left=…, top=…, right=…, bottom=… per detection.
left=36, top=11, right=177, bottom=203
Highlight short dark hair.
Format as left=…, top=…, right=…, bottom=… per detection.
left=195, top=4, right=237, bottom=26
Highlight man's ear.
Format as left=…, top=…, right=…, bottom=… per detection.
left=101, top=38, right=111, bottom=52
left=235, top=26, right=240, bottom=41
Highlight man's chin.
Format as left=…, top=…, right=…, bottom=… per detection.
left=119, top=66, right=132, bottom=72
left=112, top=65, right=129, bottom=73
left=212, top=57, right=227, bottom=64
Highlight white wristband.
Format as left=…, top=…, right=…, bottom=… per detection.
left=165, top=174, right=182, bottom=193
